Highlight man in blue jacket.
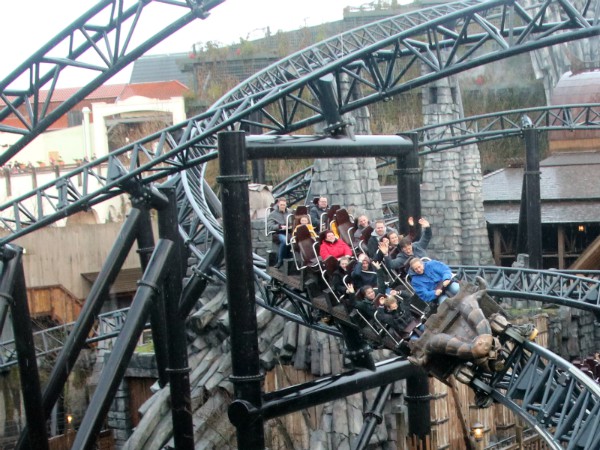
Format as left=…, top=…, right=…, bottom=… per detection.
left=408, top=257, right=459, bottom=303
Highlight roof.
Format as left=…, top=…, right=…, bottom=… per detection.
left=483, top=151, right=600, bottom=224
left=483, top=151, right=600, bottom=202
left=37, top=84, right=127, bottom=103
left=485, top=202, right=600, bottom=224
left=129, top=53, right=192, bottom=86
left=118, top=80, right=189, bottom=101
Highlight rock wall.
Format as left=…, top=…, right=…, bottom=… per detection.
left=420, top=74, right=494, bottom=266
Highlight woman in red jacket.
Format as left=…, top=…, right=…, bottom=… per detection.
left=319, top=230, right=352, bottom=260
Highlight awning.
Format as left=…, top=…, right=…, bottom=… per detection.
left=81, top=267, right=143, bottom=295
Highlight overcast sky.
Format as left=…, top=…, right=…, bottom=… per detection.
left=1, top=0, right=393, bottom=87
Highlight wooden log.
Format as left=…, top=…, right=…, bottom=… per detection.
left=291, top=324, right=309, bottom=369
left=282, top=321, right=299, bottom=352
left=310, top=331, right=321, bottom=375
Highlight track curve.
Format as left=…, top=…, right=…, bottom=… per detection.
left=2, top=1, right=600, bottom=448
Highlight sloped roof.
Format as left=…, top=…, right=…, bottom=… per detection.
left=36, top=84, right=127, bottom=103
left=118, top=80, right=189, bottom=101
left=129, top=53, right=191, bottom=86
left=485, top=202, right=600, bottom=225
left=483, top=151, right=600, bottom=202
left=483, top=151, right=600, bottom=224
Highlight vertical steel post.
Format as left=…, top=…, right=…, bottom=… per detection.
left=71, top=239, right=174, bottom=450
left=396, top=134, right=421, bottom=236
left=217, top=131, right=265, bottom=450
left=158, top=186, right=195, bottom=449
left=16, top=207, right=143, bottom=450
left=7, top=246, right=49, bottom=450
left=352, top=384, right=393, bottom=450
left=523, top=128, right=542, bottom=269
left=406, top=370, right=431, bottom=449
left=242, top=113, right=266, bottom=183
left=135, top=208, right=169, bottom=388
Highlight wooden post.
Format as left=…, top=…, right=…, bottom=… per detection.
left=493, top=228, right=502, bottom=266
left=557, top=225, right=565, bottom=269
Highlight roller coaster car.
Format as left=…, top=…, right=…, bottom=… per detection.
left=407, top=282, right=537, bottom=395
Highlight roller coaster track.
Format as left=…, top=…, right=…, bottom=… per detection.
left=3, top=265, right=599, bottom=370
left=2, top=0, right=600, bottom=242
left=0, top=0, right=225, bottom=165
left=273, top=102, right=600, bottom=201
left=471, top=337, right=600, bottom=450
left=2, top=0, right=600, bottom=448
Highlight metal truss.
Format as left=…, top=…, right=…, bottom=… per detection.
left=1, top=0, right=599, bottom=244
left=454, top=266, right=600, bottom=314
left=0, top=307, right=134, bottom=370
left=273, top=103, right=600, bottom=198
left=0, top=0, right=224, bottom=165
left=475, top=339, right=600, bottom=449
left=2, top=2, right=600, bottom=446
left=414, top=103, right=600, bottom=155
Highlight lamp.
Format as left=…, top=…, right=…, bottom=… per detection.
left=578, top=225, right=585, bottom=232
left=471, top=422, right=484, bottom=442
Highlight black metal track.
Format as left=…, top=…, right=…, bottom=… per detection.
left=1, top=0, right=599, bottom=242
left=475, top=338, right=600, bottom=450
left=0, top=0, right=225, bottom=165
left=454, top=266, right=600, bottom=313
left=2, top=1, right=600, bottom=448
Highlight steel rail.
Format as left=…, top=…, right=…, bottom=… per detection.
left=0, top=0, right=225, bottom=165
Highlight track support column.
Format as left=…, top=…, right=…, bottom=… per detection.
left=406, top=369, right=432, bottom=450
left=396, top=133, right=421, bottom=235
left=523, top=126, right=542, bottom=269
left=218, top=131, right=265, bottom=450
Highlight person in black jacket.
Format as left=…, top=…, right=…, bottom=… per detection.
left=309, top=196, right=329, bottom=229
left=331, top=256, right=352, bottom=298
left=377, top=295, right=414, bottom=338
left=380, top=217, right=432, bottom=272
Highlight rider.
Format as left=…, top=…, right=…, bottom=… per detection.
left=407, top=256, right=459, bottom=304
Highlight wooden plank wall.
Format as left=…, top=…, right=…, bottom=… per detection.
left=1, top=221, right=152, bottom=299
left=27, top=285, right=82, bottom=324
left=264, top=365, right=318, bottom=450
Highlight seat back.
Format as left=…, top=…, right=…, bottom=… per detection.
left=373, top=309, right=400, bottom=346
left=359, top=226, right=373, bottom=252
left=334, top=209, right=354, bottom=249
left=295, top=225, right=319, bottom=269
left=327, top=205, right=341, bottom=224
left=295, top=205, right=308, bottom=216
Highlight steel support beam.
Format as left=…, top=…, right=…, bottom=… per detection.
left=352, top=384, right=394, bottom=450
left=135, top=208, right=170, bottom=388
left=241, top=358, right=418, bottom=421
left=218, top=131, right=265, bottom=450
left=396, top=134, right=421, bottom=236
left=523, top=126, right=543, bottom=269
left=7, top=246, right=49, bottom=450
left=158, top=186, right=195, bottom=449
left=406, top=370, right=432, bottom=448
left=72, top=239, right=174, bottom=450
left=16, top=206, right=144, bottom=450
left=245, top=135, right=413, bottom=159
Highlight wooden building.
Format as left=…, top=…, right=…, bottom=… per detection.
left=483, top=70, right=600, bottom=269
left=483, top=151, right=600, bottom=269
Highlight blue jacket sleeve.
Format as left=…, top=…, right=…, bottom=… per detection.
left=430, top=260, right=453, bottom=281
left=411, top=276, right=437, bottom=302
